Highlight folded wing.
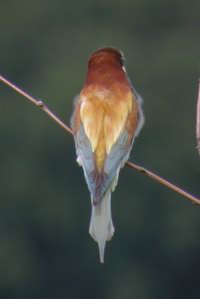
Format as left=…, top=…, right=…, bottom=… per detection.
left=71, top=91, right=141, bottom=203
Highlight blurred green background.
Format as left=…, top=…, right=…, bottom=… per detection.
left=0, top=0, right=200, bottom=298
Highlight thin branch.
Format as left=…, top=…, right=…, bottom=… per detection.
left=126, top=161, right=200, bottom=205
left=196, top=79, right=200, bottom=154
left=0, top=75, right=72, bottom=135
left=1, top=74, right=200, bottom=206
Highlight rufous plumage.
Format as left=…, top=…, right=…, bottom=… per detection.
left=71, top=47, right=144, bottom=263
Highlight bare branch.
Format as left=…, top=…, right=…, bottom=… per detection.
left=1, top=74, right=200, bottom=206
left=0, top=75, right=72, bottom=135
left=196, top=79, right=200, bottom=154
left=126, top=161, right=200, bottom=205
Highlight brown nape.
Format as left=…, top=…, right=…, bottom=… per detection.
left=88, top=47, right=124, bottom=67
left=82, top=47, right=129, bottom=90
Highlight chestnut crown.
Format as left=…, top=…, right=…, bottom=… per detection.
left=88, top=47, right=124, bottom=68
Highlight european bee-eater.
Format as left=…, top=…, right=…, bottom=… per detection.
left=71, top=47, right=144, bottom=263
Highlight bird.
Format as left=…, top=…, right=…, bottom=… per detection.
left=71, top=47, right=144, bottom=263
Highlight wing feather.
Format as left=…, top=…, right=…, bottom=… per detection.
left=80, top=100, right=104, bottom=152
left=71, top=91, right=144, bottom=203
left=104, top=93, right=132, bottom=154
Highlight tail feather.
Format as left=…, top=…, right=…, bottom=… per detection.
left=89, top=190, right=114, bottom=263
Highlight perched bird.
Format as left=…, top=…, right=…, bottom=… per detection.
left=71, top=47, right=144, bottom=263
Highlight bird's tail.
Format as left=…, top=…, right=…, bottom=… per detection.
left=89, top=189, right=114, bottom=263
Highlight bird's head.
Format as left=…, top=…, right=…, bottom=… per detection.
left=88, top=47, right=125, bottom=68
left=82, top=47, right=129, bottom=91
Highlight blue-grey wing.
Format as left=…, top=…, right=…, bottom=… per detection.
left=74, top=122, right=133, bottom=203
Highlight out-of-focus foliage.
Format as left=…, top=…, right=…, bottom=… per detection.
left=0, top=0, right=200, bottom=298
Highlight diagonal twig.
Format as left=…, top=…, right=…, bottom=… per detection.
left=126, top=161, right=200, bottom=205
left=0, top=74, right=200, bottom=206
left=0, top=75, right=72, bottom=135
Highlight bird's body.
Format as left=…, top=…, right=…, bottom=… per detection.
left=71, top=48, right=144, bottom=262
